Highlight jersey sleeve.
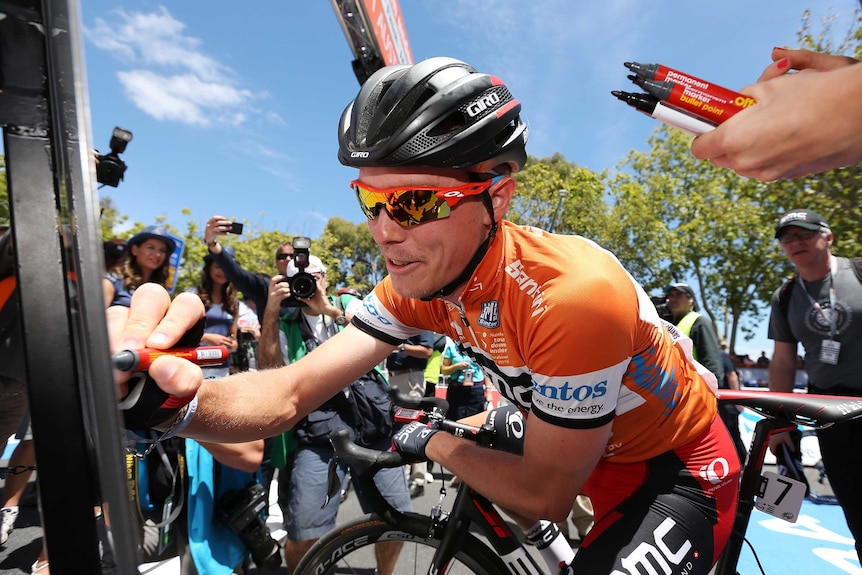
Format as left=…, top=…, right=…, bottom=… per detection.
left=350, top=278, right=449, bottom=345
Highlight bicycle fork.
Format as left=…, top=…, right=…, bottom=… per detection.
left=714, top=417, right=796, bottom=575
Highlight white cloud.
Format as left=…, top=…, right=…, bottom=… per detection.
left=86, top=6, right=258, bottom=127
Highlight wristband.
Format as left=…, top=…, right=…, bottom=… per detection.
left=206, top=239, right=218, bottom=248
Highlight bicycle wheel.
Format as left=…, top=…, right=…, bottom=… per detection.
left=293, top=513, right=508, bottom=575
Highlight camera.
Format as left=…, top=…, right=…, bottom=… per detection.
left=650, top=294, right=673, bottom=323
left=216, top=482, right=282, bottom=571
left=287, top=236, right=316, bottom=299
left=96, top=127, right=133, bottom=187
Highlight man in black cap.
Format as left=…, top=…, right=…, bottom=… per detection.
left=768, top=208, right=862, bottom=562
left=666, top=283, right=724, bottom=390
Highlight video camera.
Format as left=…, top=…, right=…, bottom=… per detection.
left=216, top=482, right=282, bottom=571
left=96, top=127, right=133, bottom=187
left=650, top=294, right=673, bottom=323
left=282, top=236, right=316, bottom=307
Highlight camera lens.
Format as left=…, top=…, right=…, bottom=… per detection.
left=289, top=272, right=317, bottom=299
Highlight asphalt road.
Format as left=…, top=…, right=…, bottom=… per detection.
left=0, top=463, right=552, bottom=575
left=0, top=459, right=838, bottom=575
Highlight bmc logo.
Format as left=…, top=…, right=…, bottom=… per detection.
left=350, top=151, right=369, bottom=158
left=611, top=517, right=693, bottom=575
left=699, top=457, right=731, bottom=484
left=466, top=92, right=501, bottom=117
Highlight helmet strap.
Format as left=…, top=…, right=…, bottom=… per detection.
left=421, top=192, right=497, bottom=301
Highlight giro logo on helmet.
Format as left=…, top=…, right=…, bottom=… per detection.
left=351, top=151, right=370, bottom=158
left=466, top=92, right=502, bottom=118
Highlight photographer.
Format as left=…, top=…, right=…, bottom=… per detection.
left=257, top=250, right=411, bottom=575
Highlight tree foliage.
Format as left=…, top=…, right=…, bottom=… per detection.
left=607, top=127, right=798, bottom=351
left=507, top=152, right=610, bottom=240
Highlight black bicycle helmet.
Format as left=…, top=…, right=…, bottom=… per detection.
left=338, top=57, right=528, bottom=175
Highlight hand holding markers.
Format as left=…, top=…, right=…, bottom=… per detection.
left=691, top=47, right=862, bottom=181
left=612, top=61, right=755, bottom=136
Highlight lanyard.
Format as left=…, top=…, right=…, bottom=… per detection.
left=797, top=256, right=838, bottom=339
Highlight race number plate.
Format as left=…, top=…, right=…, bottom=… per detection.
left=755, top=471, right=806, bottom=522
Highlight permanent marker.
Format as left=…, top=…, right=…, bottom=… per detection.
left=611, top=90, right=716, bottom=136
left=624, top=61, right=749, bottom=103
left=113, top=346, right=229, bottom=372
left=629, top=75, right=754, bottom=125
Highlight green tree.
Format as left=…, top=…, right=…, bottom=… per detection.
left=507, top=153, right=611, bottom=241
left=98, top=196, right=128, bottom=240
left=609, top=126, right=798, bottom=352
left=319, top=216, right=385, bottom=295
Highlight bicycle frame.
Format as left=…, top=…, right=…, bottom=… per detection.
left=328, top=428, right=544, bottom=574
left=713, top=414, right=796, bottom=575
left=714, top=389, right=862, bottom=575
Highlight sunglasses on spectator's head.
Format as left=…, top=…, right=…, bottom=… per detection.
left=351, top=176, right=502, bottom=228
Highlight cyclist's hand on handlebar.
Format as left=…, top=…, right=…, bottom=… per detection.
left=392, top=421, right=438, bottom=461
left=767, top=430, right=795, bottom=456
left=107, top=284, right=206, bottom=428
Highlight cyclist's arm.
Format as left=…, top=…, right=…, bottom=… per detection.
left=768, top=341, right=797, bottom=393
left=426, top=413, right=611, bottom=523
left=186, top=324, right=391, bottom=442
left=108, top=283, right=394, bottom=443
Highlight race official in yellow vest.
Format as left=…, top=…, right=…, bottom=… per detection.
left=666, top=283, right=724, bottom=384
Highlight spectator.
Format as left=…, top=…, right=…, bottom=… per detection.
left=423, top=333, right=448, bottom=397
left=102, top=225, right=175, bottom=308
left=756, top=351, right=770, bottom=367
left=440, top=336, right=488, bottom=421
left=256, top=254, right=411, bottom=574
left=441, top=336, right=490, bottom=487
left=186, top=247, right=240, bottom=379
left=1, top=437, right=49, bottom=574
left=134, top=434, right=268, bottom=574
left=0, top=226, right=32, bottom=545
left=386, top=331, right=435, bottom=498
left=203, top=216, right=293, bottom=324
left=666, top=283, right=725, bottom=387
left=767, top=208, right=862, bottom=562
left=690, top=47, right=862, bottom=181
left=0, top=230, right=48, bottom=573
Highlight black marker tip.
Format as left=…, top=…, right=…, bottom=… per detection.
left=623, top=62, right=634, bottom=69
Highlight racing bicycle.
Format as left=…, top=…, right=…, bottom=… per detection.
left=293, top=390, right=862, bottom=575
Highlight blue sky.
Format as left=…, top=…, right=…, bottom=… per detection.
left=74, top=0, right=858, bottom=357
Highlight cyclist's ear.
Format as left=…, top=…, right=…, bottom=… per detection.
left=488, top=176, right=516, bottom=223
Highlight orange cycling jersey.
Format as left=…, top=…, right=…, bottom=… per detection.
left=352, top=221, right=718, bottom=464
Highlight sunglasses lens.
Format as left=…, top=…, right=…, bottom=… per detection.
left=354, top=185, right=450, bottom=227
left=390, top=190, right=449, bottom=225
left=355, top=185, right=386, bottom=220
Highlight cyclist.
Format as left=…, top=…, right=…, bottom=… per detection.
left=112, top=57, right=740, bottom=574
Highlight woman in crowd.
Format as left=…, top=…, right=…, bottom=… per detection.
left=103, top=225, right=175, bottom=308
left=187, top=246, right=240, bottom=378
